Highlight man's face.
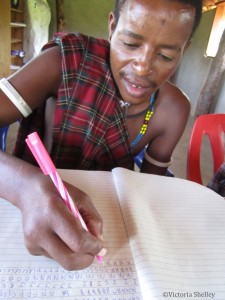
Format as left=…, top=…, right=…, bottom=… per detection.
left=108, top=0, right=195, bottom=105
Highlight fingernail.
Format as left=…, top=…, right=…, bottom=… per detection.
left=98, top=247, right=107, bottom=257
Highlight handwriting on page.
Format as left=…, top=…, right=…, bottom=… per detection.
left=0, top=263, right=140, bottom=299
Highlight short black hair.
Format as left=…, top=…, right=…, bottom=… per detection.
left=113, top=0, right=203, bottom=38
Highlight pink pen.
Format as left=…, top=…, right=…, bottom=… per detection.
left=26, top=132, right=103, bottom=263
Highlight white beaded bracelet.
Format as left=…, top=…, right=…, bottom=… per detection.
left=0, top=78, right=32, bottom=117
left=144, top=151, right=172, bottom=167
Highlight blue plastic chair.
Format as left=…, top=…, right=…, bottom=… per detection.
left=0, top=125, right=9, bottom=151
left=134, top=148, right=145, bottom=168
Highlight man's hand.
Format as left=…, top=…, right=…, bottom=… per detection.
left=18, top=172, right=105, bottom=270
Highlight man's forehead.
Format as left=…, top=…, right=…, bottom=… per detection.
left=121, top=0, right=195, bottom=15
left=119, top=0, right=195, bottom=29
left=116, top=0, right=195, bottom=43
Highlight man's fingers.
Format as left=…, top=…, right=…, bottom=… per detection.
left=49, top=202, right=104, bottom=257
left=26, top=232, right=96, bottom=270
left=64, top=182, right=104, bottom=238
left=22, top=181, right=106, bottom=270
left=42, top=233, right=96, bottom=270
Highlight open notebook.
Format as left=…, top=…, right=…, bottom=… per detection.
left=0, top=167, right=225, bottom=300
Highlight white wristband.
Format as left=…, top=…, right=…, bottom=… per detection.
left=144, top=151, right=172, bottom=167
left=0, top=78, right=32, bottom=117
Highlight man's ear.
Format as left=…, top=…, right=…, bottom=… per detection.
left=184, top=39, right=192, bottom=51
left=108, top=12, right=117, bottom=42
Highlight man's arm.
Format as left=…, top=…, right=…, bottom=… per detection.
left=0, top=46, right=61, bottom=126
left=0, top=46, right=105, bottom=270
left=0, top=150, right=105, bottom=270
left=141, top=82, right=191, bottom=175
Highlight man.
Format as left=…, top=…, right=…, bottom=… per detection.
left=0, top=0, right=202, bottom=270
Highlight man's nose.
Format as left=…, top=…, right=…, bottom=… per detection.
left=132, top=51, right=154, bottom=76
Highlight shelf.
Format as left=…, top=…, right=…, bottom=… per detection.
left=10, top=0, right=26, bottom=74
left=11, top=8, right=23, bottom=14
left=11, top=38, right=23, bottom=44
left=0, top=1, right=25, bottom=77
left=10, top=64, right=21, bottom=70
left=10, top=22, right=26, bottom=27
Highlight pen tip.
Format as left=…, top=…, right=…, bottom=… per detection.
left=96, top=255, right=103, bottom=263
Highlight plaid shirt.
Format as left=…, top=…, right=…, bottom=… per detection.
left=207, top=162, right=225, bottom=197
left=14, top=32, right=134, bottom=171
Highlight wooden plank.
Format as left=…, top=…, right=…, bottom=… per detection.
left=56, top=0, right=65, bottom=31
left=0, top=1, right=11, bottom=78
left=196, top=30, right=225, bottom=115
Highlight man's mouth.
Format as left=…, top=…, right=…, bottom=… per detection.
left=124, top=77, right=156, bottom=95
left=121, top=79, right=150, bottom=100
left=117, top=70, right=158, bottom=101
left=125, top=74, right=156, bottom=89
left=130, top=83, right=144, bottom=89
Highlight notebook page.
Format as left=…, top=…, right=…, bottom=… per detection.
left=0, top=169, right=142, bottom=300
left=112, top=167, right=225, bottom=300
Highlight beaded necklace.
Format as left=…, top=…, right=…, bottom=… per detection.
left=131, top=93, right=156, bottom=147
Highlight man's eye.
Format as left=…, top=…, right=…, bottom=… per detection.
left=123, top=42, right=139, bottom=49
left=158, top=52, right=173, bottom=61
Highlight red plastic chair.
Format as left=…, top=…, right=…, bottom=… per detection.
left=186, top=114, right=225, bottom=185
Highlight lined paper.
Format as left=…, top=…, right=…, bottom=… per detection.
left=1, top=168, right=225, bottom=300
left=0, top=169, right=142, bottom=300
left=112, top=168, right=225, bottom=300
